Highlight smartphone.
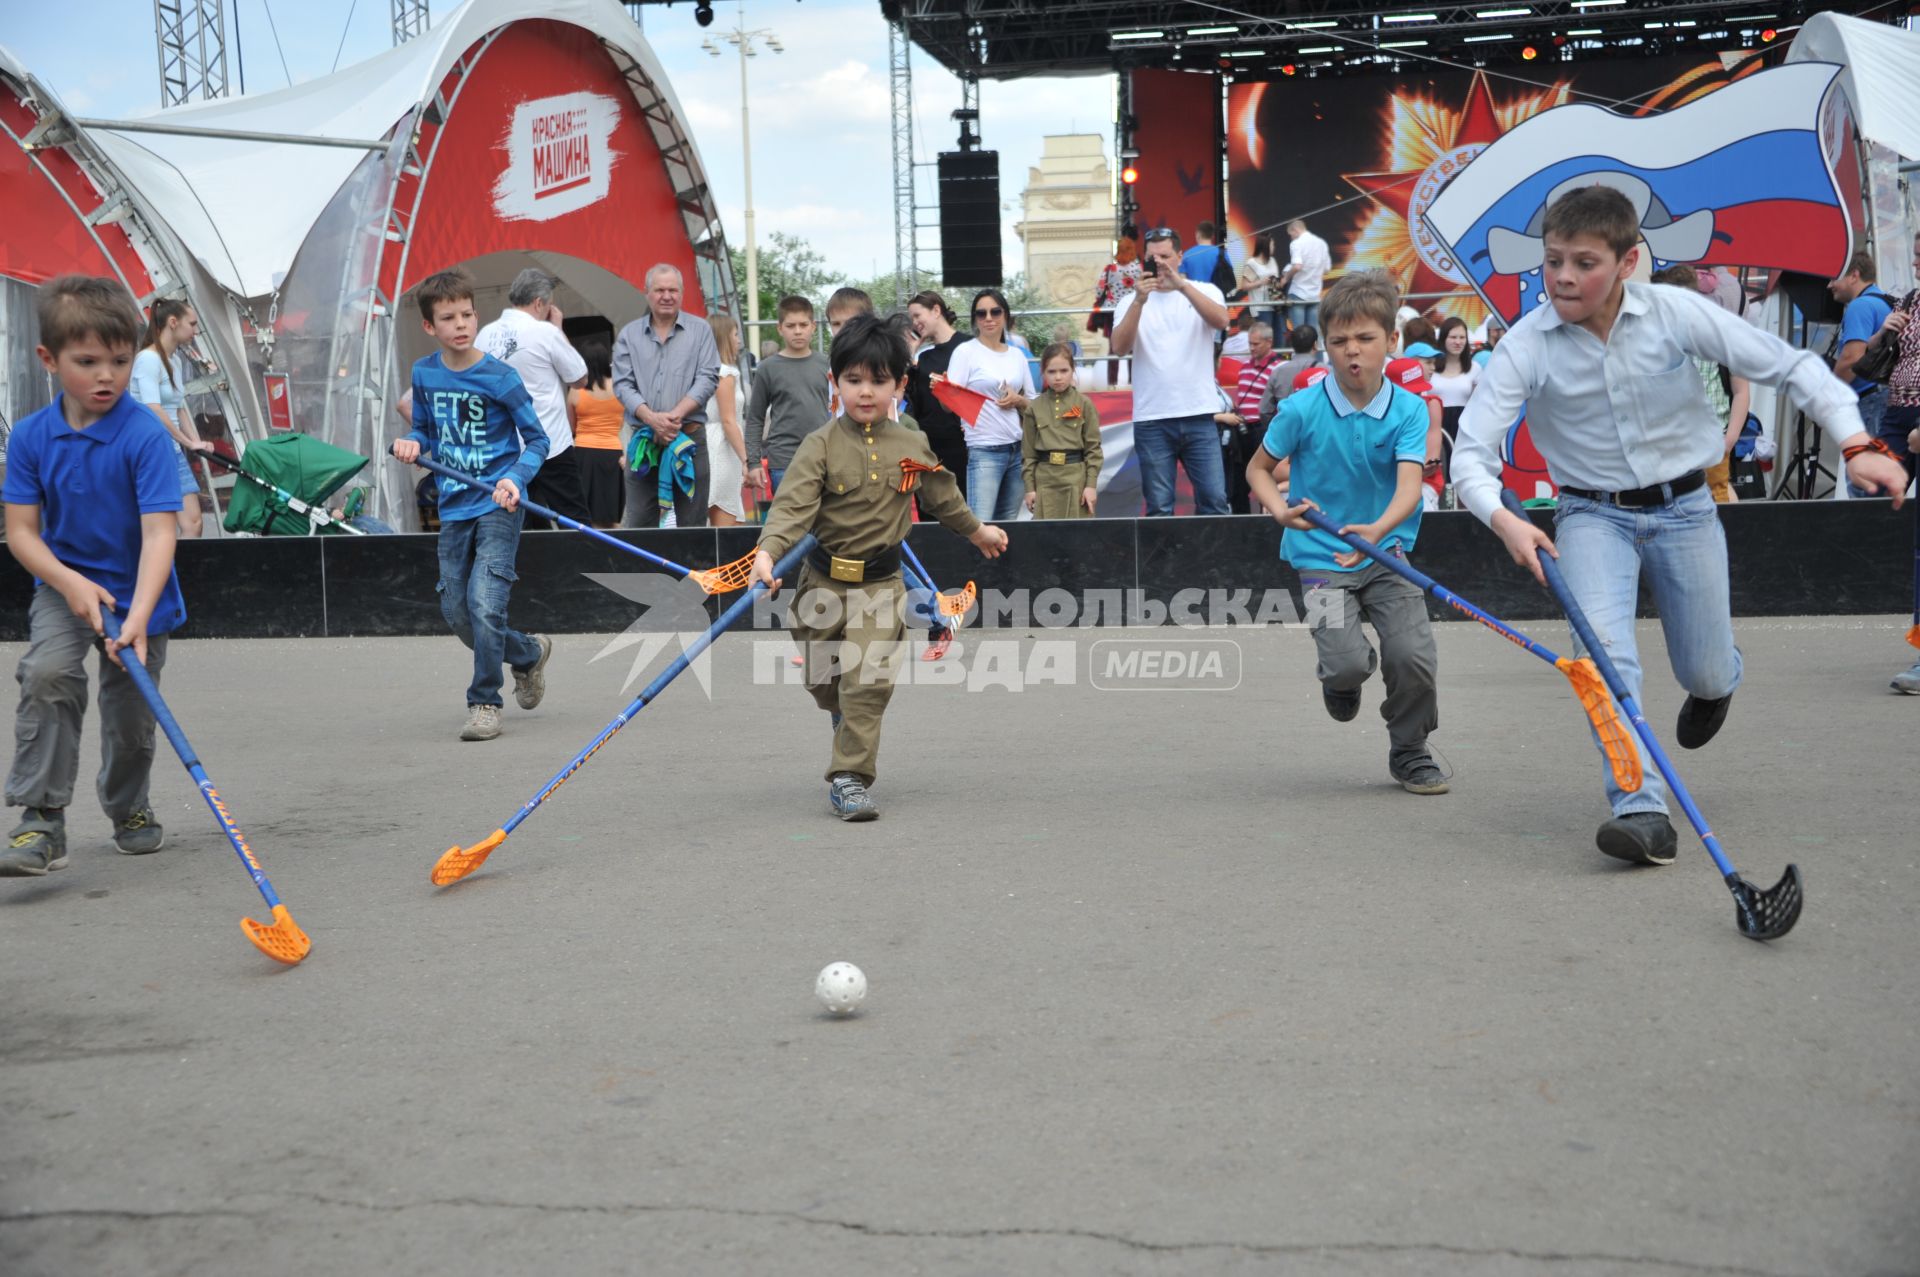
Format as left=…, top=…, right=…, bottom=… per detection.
left=1143, top=258, right=1159, bottom=277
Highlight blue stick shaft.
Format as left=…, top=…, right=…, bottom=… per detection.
left=406, top=451, right=696, bottom=578
left=498, top=536, right=818, bottom=836
left=899, top=542, right=946, bottom=630
left=1497, top=491, right=1740, bottom=882
left=98, top=613, right=285, bottom=911
left=1296, top=506, right=1569, bottom=669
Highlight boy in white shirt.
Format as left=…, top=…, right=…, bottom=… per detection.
left=1454, top=185, right=1907, bottom=865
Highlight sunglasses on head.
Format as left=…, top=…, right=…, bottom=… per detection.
left=1143, top=228, right=1178, bottom=243
left=973, top=306, right=1005, bottom=318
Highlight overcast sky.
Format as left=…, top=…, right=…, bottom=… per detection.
left=4, top=0, right=1115, bottom=282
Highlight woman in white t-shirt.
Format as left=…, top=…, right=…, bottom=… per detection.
left=1429, top=316, right=1480, bottom=447
left=1238, top=232, right=1282, bottom=332
left=939, top=288, right=1035, bottom=522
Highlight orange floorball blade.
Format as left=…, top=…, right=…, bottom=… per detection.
left=1907, top=622, right=1919, bottom=650
left=432, top=829, right=507, bottom=886
left=688, top=551, right=757, bottom=595
left=241, top=904, right=311, bottom=965
left=937, top=581, right=977, bottom=623
left=1558, top=657, right=1644, bottom=793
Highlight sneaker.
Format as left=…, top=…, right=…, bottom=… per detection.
left=1323, top=683, right=1361, bottom=723
left=0, top=810, right=67, bottom=877
left=1891, top=662, right=1920, bottom=695
left=1675, top=692, right=1732, bottom=749
left=512, top=635, right=553, bottom=711
left=1595, top=812, right=1678, bottom=866
left=460, top=704, right=502, bottom=741
left=828, top=773, right=879, bottom=822
left=1392, top=759, right=1450, bottom=795
left=112, top=808, right=165, bottom=856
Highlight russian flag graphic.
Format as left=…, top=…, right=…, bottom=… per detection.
left=1422, top=62, right=1854, bottom=324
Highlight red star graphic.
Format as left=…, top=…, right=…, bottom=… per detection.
left=1342, top=71, right=1512, bottom=305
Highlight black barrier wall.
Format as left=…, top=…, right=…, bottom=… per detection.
left=0, top=503, right=1909, bottom=641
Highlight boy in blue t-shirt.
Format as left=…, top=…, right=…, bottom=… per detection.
left=1245, top=271, right=1447, bottom=796
left=392, top=269, right=552, bottom=742
left=1, top=276, right=188, bottom=876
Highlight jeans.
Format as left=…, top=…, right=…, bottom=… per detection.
left=1553, top=486, right=1742, bottom=817
left=1133, top=415, right=1229, bottom=516
left=438, top=507, right=543, bottom=708
left=1846, top=387, right=1889, bottom=498
left=966, top=443, right=1024, bottom=522
left=1286, top=300, right=1320, bottom=336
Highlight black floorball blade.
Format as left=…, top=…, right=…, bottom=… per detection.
left=1728, top=864, right=1803, bottom=941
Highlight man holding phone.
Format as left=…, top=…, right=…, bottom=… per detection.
left=1109, top=227, right=1231, bottom=516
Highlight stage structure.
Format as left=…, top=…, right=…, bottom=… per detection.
left=1, top=0, right=733, bottom=530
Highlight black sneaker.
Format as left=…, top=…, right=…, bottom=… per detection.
left=0, top=809, right=68, bottom=877
left=112, top=808, right=165, bottom=855
left=1675, top=693, right=1732, bottom=749
left=1595, top=812, right=1678, bottom=866
left=828, top=773, right=878, bottom=822
left=1323, top=684, right=1361, bottom=723
left=1392, top=759, right=1450, bottom=795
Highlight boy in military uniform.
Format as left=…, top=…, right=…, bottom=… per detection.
left=751, top=317, right=1009, bottom=820
left=1021, top=343, right=1103, bottom=518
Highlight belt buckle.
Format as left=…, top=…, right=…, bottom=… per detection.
left=829, top=555, right=865, bottom=583
left=1048, top=450, right=1067, bottom=466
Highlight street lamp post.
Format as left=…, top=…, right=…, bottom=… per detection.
left=704, top=19, right=782, bottom=342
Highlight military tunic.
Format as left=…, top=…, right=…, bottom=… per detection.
left=759, top=414, right=980, bottom=785
left=1020, top=388, right=1103, bottom=519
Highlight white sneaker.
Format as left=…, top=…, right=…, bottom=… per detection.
left=460, top=704, right=502, bottom=741
left=1892, top=662, right=1920, bottom=695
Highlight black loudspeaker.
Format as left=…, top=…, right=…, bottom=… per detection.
left=938, top=150, right=1002, bottom=286
left=1778, top=270, right=1844, bottom=326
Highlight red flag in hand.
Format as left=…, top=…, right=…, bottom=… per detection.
left=932, top=378, right=991, bottom=427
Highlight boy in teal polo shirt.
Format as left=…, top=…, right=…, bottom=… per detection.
left=2, top=276, right=188, bottom=875
left=1246, top=271, right=1447, bottom=795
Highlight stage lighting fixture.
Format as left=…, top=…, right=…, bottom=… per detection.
left=1760, top=27, right=1778, bottom=41
left=695, top=1, right=714, bottom=27
left=1281, top=63, right=1297, bottom=75
left=1521, top=44, right=1539, bottom=59
left=1121, top=164, right=1140, bottom=185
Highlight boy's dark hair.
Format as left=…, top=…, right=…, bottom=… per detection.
left=1402, top=317, right=1436, bottom=349
left=827, top=314, right=910, bottom=383
left=1842, top=249, right=1877, bottom=283
left=1039, top=341, right=1076, bottom=370
left=1289, top=325, right=1318, bottom=354
left=416, top=268, right=477, bottom=322
left=777, top=294, right=814, bottom=320
left=825, top=286, right=874, bottom=318
left=37, top=274, right=140, bottom=357
left=1319, top=270, right=1399, bottom=336
left=576, top=333, right=613, bottom=388
left=1542, top=184, right=1639, bottom=257
left=1651, top=264, right=1700, bottom=289
left=1196, top=220, right=1217, bottom=242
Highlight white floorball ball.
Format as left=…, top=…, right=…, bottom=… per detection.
left=815, top=962, right=867, bottom=1014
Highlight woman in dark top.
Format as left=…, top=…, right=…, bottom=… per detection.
left=906, top=289, right=969, bottom=496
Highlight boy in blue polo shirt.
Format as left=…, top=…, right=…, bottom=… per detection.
left=1245, top=271, right=1447, bottom=795
left=392, top=268, right=551, bottom=742
left=1, top=276, right=187, bottom=876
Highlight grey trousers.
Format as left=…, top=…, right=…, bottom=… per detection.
left=1303, top=559, right=1439, bottom=772
left=623, top=433, right=711, bottom=529
left=6, top=586, right=167, bottom=821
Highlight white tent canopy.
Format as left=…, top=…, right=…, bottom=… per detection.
left=1788, top=12, right=1920, bottom=162
left=87, top=0, right=704, bottom=301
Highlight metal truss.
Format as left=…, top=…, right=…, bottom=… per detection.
left=153, top=0, right=229, bottom=106
left=879, top=0, right=1880, bottom=80
left=889, top=20, right=919, bottom=308
left=392, top=0, right=431, bottom=45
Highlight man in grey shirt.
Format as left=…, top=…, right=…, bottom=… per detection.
left=744, top=347, right=832, bottom=490
left=612, top=263, right=720, bottom=527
